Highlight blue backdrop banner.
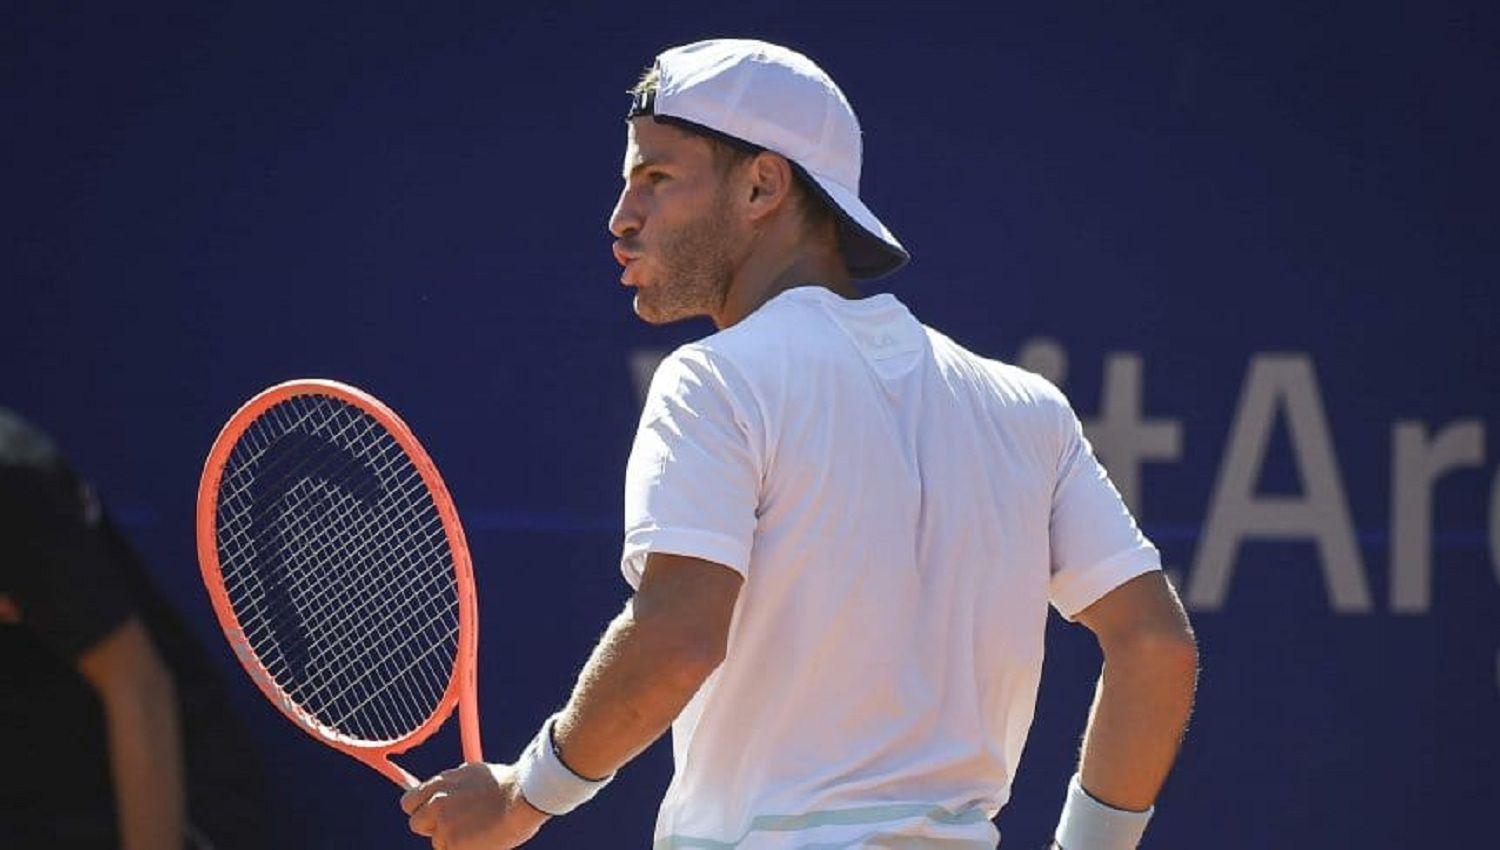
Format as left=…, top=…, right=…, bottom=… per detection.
left=5, top=2, right=1496, bottom=847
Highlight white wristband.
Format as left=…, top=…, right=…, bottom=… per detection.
left=514, top=715, right=615, bottom=816
left=1054, top=773, right=1154, bottom=850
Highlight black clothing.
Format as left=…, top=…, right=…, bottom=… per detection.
left=0, top=410, right=273, bottom=849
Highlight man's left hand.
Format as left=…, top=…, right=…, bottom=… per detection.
left=400, top=762, right=551, bottom=850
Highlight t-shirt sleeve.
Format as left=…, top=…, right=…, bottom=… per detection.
left=0, top=467, right=135, bottom=660
left=620, top=345, right=761, bottom=589
left=1044, top=386, right=1162, bottom=620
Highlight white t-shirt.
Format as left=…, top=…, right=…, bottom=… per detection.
left=622, top=287, right=1159, bottom=849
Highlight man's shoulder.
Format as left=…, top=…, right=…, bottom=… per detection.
left=641, top=340, right=759, bottom=420
left=924, top=327, right=1070, bottom=412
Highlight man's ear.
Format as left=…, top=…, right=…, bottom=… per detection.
left=744, top=152, right=795, bottom=221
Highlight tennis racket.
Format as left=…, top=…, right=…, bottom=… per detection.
left=195, top=378, right=482, bottom=788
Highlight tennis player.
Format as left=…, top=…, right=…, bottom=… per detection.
left=403, top=39, right=1198, bottom=850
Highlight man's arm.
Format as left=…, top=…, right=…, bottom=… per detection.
left=1070, top=571, right=1199, bottom=812
left=551, top=552, right=743, bottom=777
left=402, top=552, right=742, bottom=849
left=75, top=616, right=187, bottom=850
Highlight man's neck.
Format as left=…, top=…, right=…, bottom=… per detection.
left=712, top=239, right=855, bottom=329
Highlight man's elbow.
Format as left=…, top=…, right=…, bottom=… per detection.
left=1104, top=624, right=1199, bottom=678
left=627, top=552, right=741, bottom=694
left=657, top=628, right=729, bottom=686
left=625, top=605, right=727, bottom=690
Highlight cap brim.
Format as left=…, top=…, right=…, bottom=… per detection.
left=800, top=169, right=910, bottom=280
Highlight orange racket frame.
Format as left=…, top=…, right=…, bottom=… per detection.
left=195, top=379, right=482, bottom=788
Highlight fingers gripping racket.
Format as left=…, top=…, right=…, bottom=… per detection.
left=196, top=379, right=482, bottom=788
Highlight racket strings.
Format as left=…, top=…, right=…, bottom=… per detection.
left=221, top=401, right=389, bottom=652
left=226, top=401, right=455, bottom=741
left=231, top=470, right=455, bottom=739
left=254, top=510, right=447, bottom=667
left=249, top=482, right=453, bottom=720
left=234, top=461, right=437, bottom=653
left=251, top=396, right=457, bottom=732
left=214, top=393, right=461, bottom=743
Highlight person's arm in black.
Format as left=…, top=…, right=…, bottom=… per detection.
left=1, top=437, right=189, bottom=850
left=74, top=615, right=188, bottom=850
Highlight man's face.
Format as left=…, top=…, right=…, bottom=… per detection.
left=609, top=118, right=746, bottom=325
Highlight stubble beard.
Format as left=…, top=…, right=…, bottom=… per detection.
left=633, top=192, right=738, bottom=325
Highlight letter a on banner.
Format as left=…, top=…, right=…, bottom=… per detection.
left=1187, top=355, right=1372, bottom=613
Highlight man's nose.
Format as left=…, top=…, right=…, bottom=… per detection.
left=608, top=188, right=641, bottom=239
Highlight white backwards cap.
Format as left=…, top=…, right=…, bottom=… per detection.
left=629, top=39, right=910, bottom=279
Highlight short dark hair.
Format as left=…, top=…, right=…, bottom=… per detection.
left=629, top=66, right=835, bottom=230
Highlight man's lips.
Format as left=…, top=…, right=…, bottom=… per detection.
left=614, top=243, right=643, bottom=286
left=613, top=242, right=641, bottom=267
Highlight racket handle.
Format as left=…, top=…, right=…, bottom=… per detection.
left=372, top=755, right=421, bottom=789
